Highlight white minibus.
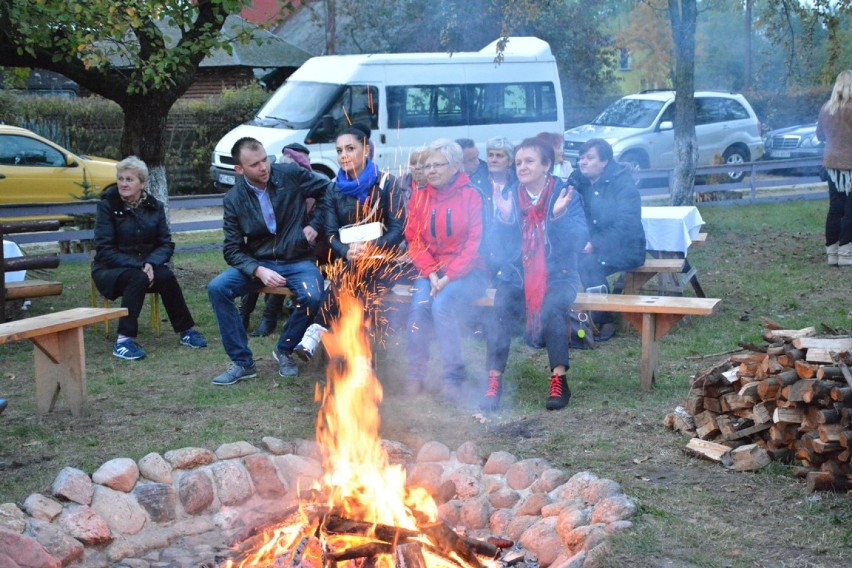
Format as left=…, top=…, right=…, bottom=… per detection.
left=210, top=36, right=563, bottom=185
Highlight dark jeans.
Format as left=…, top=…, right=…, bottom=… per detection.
left=486, top=280, right=577, bottom=373
left=406, top=271, right=486, bottom=386
left=207, top=260, right=323, bottom=367
left=825, top=178, right=852, bottom=246
left=113, top=266, right=194, bottom=338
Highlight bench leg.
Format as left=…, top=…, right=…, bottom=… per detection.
left=31, top=328, right=87, bottom=417
left=639, top=313, right=659, bottom=391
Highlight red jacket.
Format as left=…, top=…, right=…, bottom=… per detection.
left=405, top=172, right=484, bottom=280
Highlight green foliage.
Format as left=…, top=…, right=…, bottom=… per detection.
left=69, top=170, right=98, bottom=231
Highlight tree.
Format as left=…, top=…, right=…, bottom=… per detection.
left=0, top=0, right=293, bottom=205
left=668, top=0, right=698, bottom=206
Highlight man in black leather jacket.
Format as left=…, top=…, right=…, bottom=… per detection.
left=208, top=137, right=332, bottom=385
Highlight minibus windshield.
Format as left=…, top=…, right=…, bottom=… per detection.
left=256, top=81, right=342, bottom=129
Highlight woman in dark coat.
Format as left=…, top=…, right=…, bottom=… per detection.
left=574, top=138, right=646, bottom=340
left=480, top=137, right=589, bottom=412
left=293, top=125, right=406, bottom=360
left=92, top=156, right=206, bottom=360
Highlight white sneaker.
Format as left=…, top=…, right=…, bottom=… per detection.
left=294, top=323, right=327, bottom=361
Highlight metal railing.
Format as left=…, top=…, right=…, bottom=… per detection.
left=0, top=156, right=828, bottom=245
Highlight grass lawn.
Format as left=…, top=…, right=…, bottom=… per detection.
left=1, top=198, right=851, bottom=567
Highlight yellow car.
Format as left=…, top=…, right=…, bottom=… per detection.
left=0, top=125, right=118, bottom=220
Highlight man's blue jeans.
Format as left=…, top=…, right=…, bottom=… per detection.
left=406, top=271, right=486, bottom=387
left=208, top=260, right=323, bottom=367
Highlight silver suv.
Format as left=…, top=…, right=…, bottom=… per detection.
left=563, top=90, right=764, bottom=182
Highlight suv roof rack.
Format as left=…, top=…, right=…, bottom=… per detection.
left=638, top=89, right=674, bottom=93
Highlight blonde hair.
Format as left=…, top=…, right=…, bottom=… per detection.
left=825, top=70, right=852, bottom=115
left=116, top=155, right=149, bottom=184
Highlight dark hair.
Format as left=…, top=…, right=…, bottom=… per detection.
left=515, top=137, right=555, bottom=170
left=231, top=137, right=264, bottom=163
left=455, top=138, right=476, bottom=150
left=577, top=138, right=613, bottom=162
left=535, top=132, right=564, bottom=148
left=345, top=123, right=371, bottom=141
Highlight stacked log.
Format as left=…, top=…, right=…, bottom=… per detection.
left=665, top=324, right=852, bottom=492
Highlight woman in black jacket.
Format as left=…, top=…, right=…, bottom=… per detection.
left=294, top=125, right=406, bottom=360
left=92, top=156, right=206, bottom=360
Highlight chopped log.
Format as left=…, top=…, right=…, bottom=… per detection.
left=760, top=317, right=785, bottom=331
left=738, top=382, right=761, bottom=398
left=686, top=438, right=732, bottom=462
left=830, top=386, right=852, bottom=403
left=773, top=407, right=804, bottom=424
left=757, top=378, right=781, bottom=400
left=795, top=360, right=819, bottom=379
left=839, top=430, right=852, bottom=448
left=759, top=355, right=783, bottom=375
left=776, top=369, right=801, bottom=385
left=721, top=393, right=758, bottom=411
left=801, top=381, right=831, bottom=405
left=691, top=361, right=736, bottom=389
left=805, top=349, right=838, bottom=364
left=419, top=521, right=483, bottom=568
left=486, top=537, right=514, bottom=550
left=838, top=449, right=851, bottom=464
left=732, top=421, right=772, bottom=439
left=394, top=542, right=427, bottom=568
left=783, top=345, right=806, bottom=362
left=818, top=367, right=844, bottom=381
left=697, top=419, right=721, bottom=439
left=730, top=352, right=767, bottom=364
left=702, top=384, right=736, bottom=398
left=766, top=327, right=816, bottom=340
left=839, top=361, right=852, bottom=390
left=782, top=380, right=818, bottom=402
left=793, top=337, right=852, bottom=351
left=328, top=542, right=394, bottom=562
left=684, top=394, right=704, bottom=416
left=324, top=515, right=419, bottom=543
left=806, top=471, right=849, bottom=492
left=753, top=401, right=777, bottom=424
left=728, top=443, right=771, bottom=471
left=703, top=397, right=723, bottom=414
left=766, top=447, right=792, bottom=463
left=819, top=423, right=846, bottom=443
left=811, top=439, right=843, bottom=454
left=738, top=362, right=759, bottom=378
left=766, top=345, right=787, bottom=356
left=461, top=536, right=499, bottom=559
left=815, top=408, right=840, bottom=425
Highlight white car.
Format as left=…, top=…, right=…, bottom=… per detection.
left=563, top=90, right=764, bottom=182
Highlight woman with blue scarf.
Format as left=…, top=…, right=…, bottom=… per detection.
left=293, top=124, right=407, bottom=360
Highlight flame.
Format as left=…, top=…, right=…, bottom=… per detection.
left=226, top=238, right=443, bottom=567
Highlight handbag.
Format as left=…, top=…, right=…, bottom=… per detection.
left=568, top=309, right=595, bottom=350
left=338, top=172, right=388, bottom=244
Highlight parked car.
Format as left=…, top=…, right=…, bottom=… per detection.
left=761, top=123, right=824, bottom=174
left=563, top=90, right=764, bottom=182
left=0, top=125, right=117, bottom=206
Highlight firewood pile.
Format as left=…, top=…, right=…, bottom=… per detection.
left=665, top=321, right=852, bottom=493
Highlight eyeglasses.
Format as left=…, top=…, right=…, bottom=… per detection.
left=423, top=161, right=450, bottom=171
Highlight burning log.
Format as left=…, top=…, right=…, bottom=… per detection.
left=419, top=521, right=484, bottom=568
left=394, top=542, right=427, bottom=568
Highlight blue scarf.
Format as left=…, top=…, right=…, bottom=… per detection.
left=336, top=159, right=379, bottom=203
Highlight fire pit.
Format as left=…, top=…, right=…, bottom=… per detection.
left=0, top=293, right=636, bottom=568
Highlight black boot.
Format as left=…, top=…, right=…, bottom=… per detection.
left=250, top=294, right=284, bottom=337
left=239, top=292, right=260, bottom=332
left=250, top=315, right=278, bottom=337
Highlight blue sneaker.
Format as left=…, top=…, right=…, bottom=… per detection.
left=113, top=339, right=146, bottom=361
left=212, top=363, right=257, bottom=386
left=272, top=349, right=299, bottom=377
left=180, top=328, right=208, bottom=349
left=0, top=399, right=7, bottom=415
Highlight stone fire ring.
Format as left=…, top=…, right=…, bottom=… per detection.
left=0, top=438, right=636, bottom=568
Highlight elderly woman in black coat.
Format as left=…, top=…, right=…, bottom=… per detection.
left=92, top=156, right=206, bottom=360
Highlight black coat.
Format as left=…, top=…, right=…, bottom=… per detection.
left=222, top=163, right=333, bottom=277
left=91, top=187, right=173, bottom=300
left=325, top=172, right=406, bottom=260
left=573, top=161, right=646, bottom=268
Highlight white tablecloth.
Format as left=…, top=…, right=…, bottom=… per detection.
left=3, top=240, right=26, bottom=283
left=641, top=206, right=705, bottom=255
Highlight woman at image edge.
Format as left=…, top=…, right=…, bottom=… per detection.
left=817, top=69, right=852, bottom=267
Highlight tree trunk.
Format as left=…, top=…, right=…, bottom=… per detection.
left=325, top=0, right=336, bottom=55
left=668, top=0, right=697, bottom=206
left=119, top=97, right=173, bottom=218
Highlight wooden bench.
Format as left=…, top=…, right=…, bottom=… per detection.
left=621, top=258, right=686, bottom=295
left=389, top=284, right=720, bottom=391
left=0, top=307, right=126, bottom=417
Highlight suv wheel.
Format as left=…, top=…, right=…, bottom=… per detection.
left=723, top=146, right=749, bottom=183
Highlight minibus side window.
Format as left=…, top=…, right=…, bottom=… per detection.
left=311, top=85, right=379, bottom=143
left=468, top=82, right=558, bottom=125
left=388, top=85, right=465, bottom=128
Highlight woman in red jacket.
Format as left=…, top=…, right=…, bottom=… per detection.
left=404, top=139, right=487, bottom=402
